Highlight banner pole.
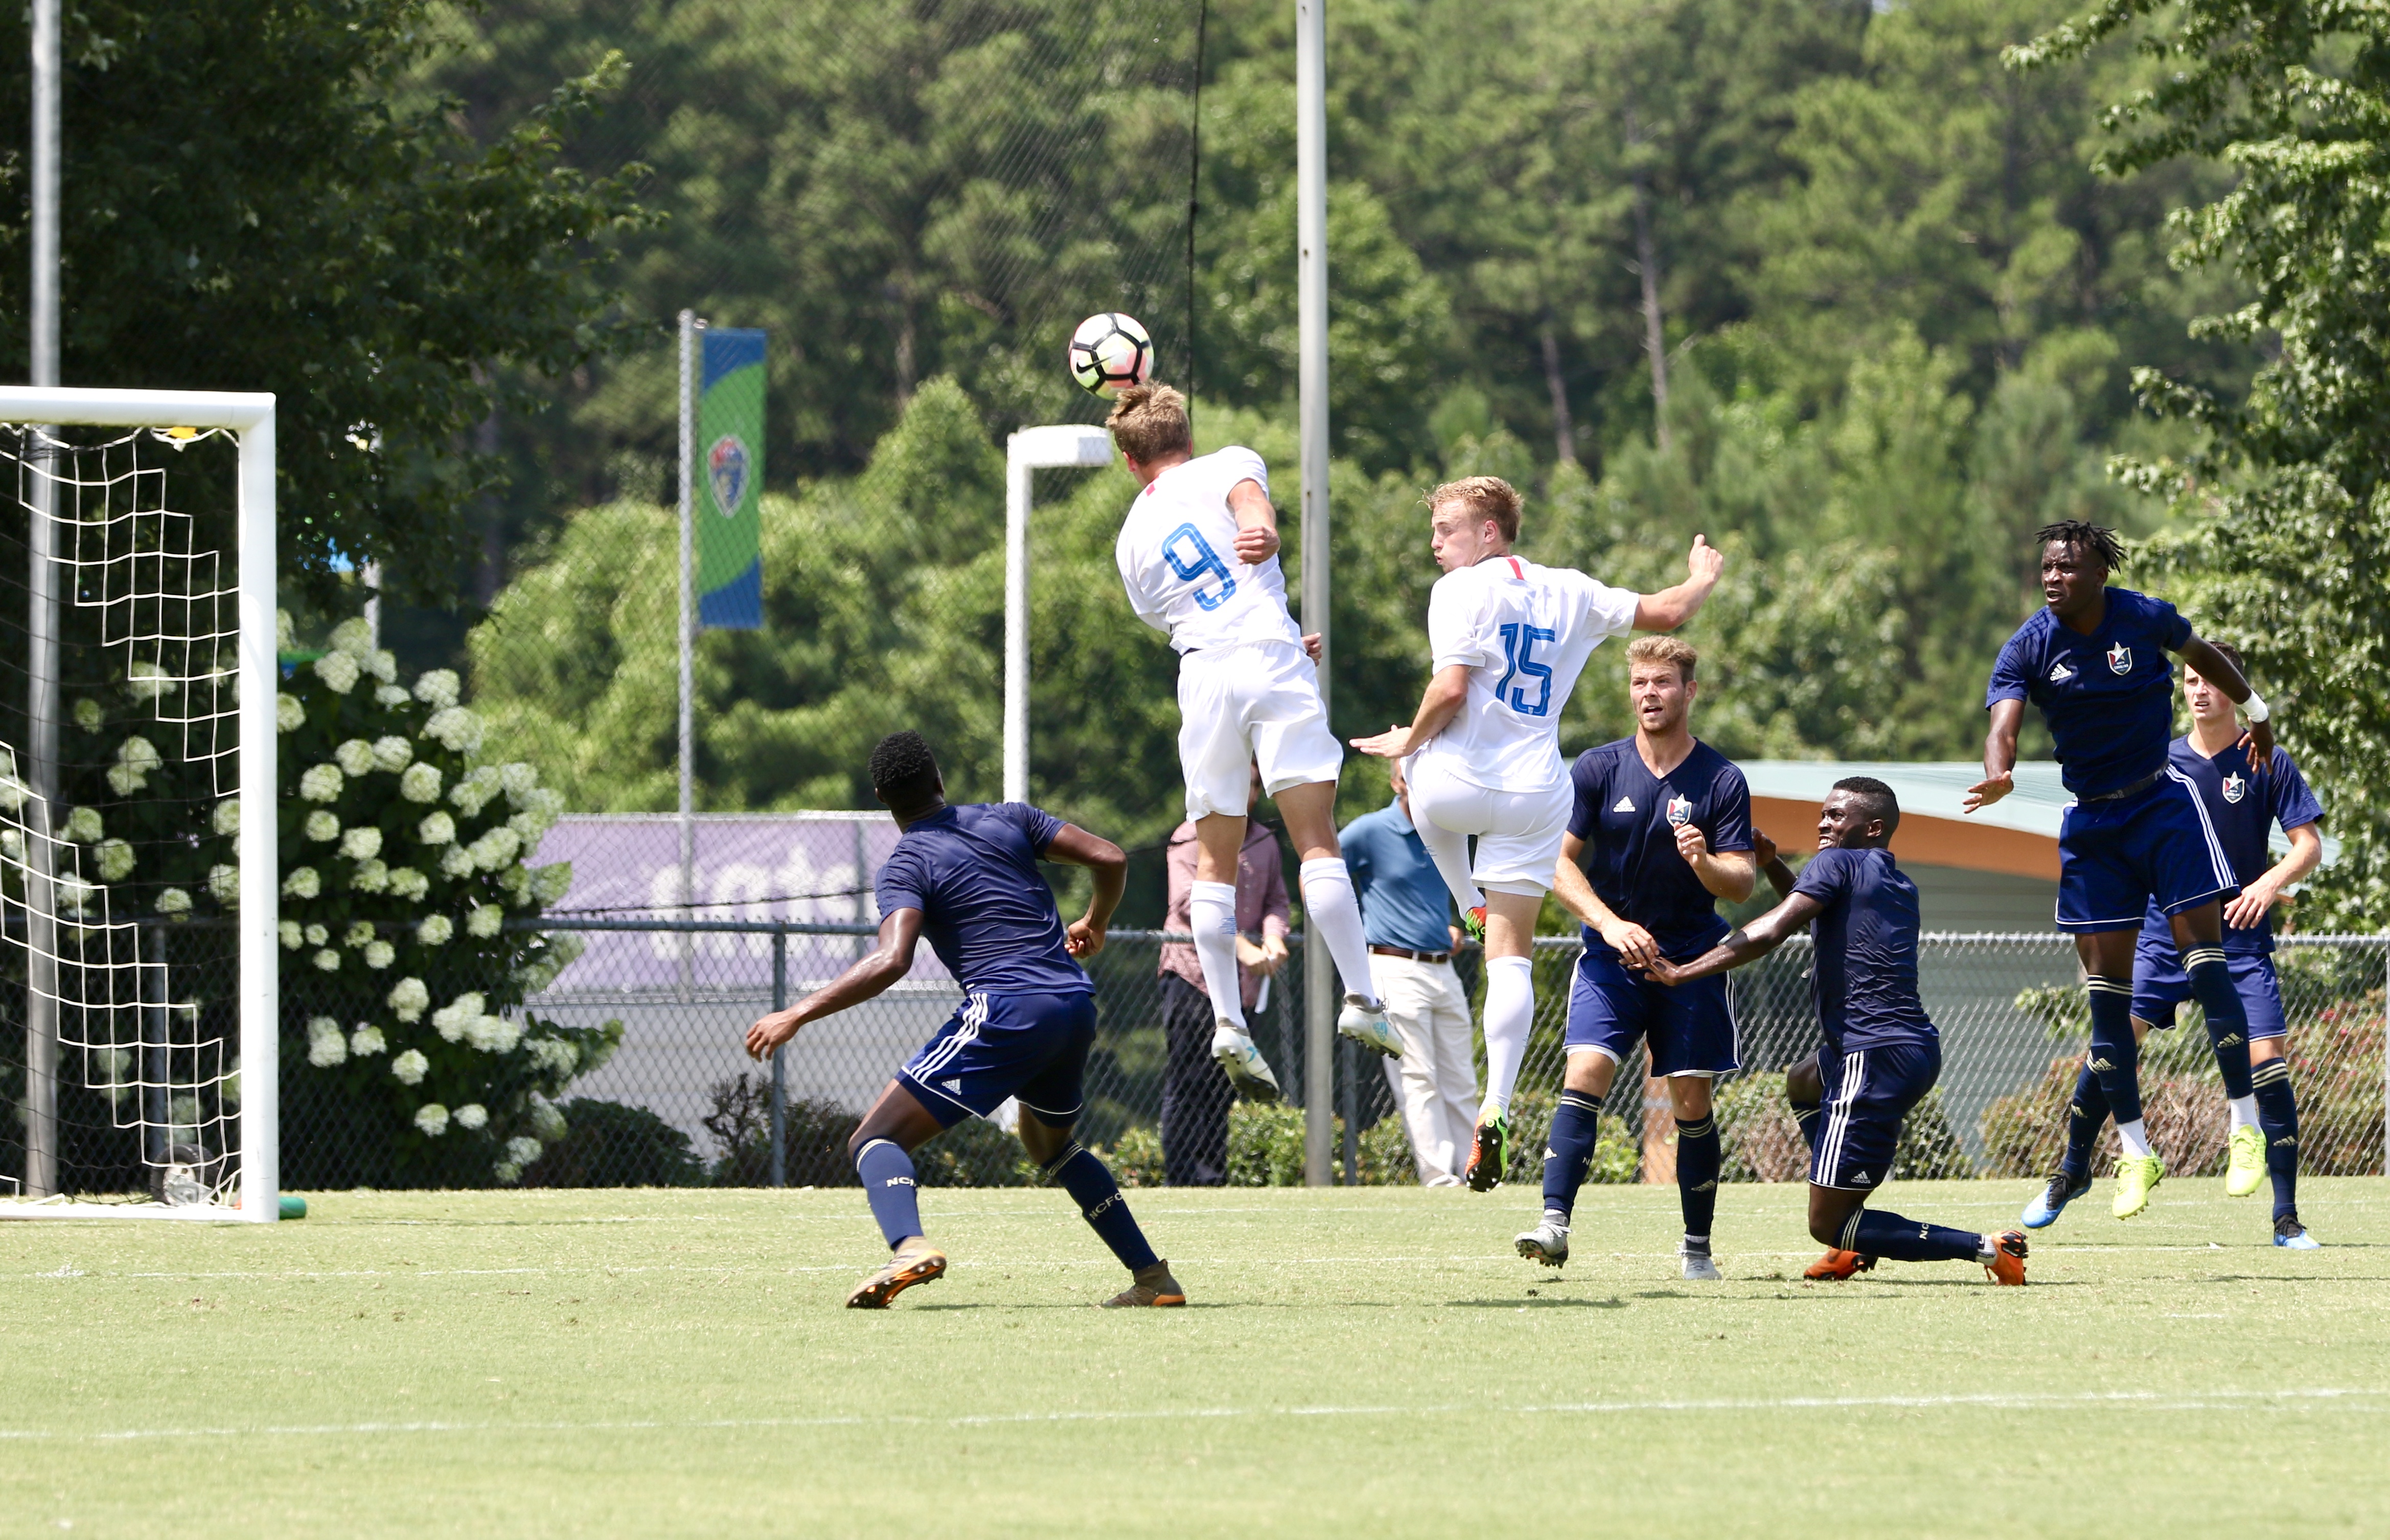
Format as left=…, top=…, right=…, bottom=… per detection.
left=677, top=310, right=696, bottom=997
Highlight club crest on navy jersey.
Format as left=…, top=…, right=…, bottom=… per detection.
left=2106, top=641, right=2132, bottom=674
left=2222, top=771, right=2247, bottom=803
left=1666, top=794, right=1693, bottom=826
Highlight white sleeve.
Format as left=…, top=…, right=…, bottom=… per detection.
left=1215, top=446, right=1269, bottom=501
left=1428, top=573, right=1493, bottom=672
left=1580, top=573, right=1641, bottom=639
left=1115, top=521, right=1170, bottom=635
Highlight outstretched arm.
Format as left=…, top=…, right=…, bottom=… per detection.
left=1350, top=663, right=1471, bottom=760
left=1632, top=535, right=1725, bottom=631
left=1965, top=698, right=2026, bottom=813
left=1044, top=822, right=1129, bottom=958
left=2177, top=632, right=2277, bottom=772
left=1645, top=890, right=1827, bottom=986
left=745, top=908, right=924, bottom=1059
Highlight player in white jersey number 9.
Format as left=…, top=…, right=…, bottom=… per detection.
left=1349, top=475, right=1725, bottom=1193
left=1104, top=382, right=1406, bottom=1090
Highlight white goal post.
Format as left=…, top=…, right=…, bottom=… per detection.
left=0, top=385, right=278, bottom=1222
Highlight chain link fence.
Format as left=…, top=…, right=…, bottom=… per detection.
left=8, top=922, right=2383, bottom=1195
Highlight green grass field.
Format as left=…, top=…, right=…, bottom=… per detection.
left=6, top=1179, right=2388, bottom=1536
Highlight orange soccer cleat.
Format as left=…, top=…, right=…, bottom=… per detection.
left=1803, top=1248, right=1877, bottom=1281
left=845, top=1236, right=947, bottom=1308
left=1983, top=1229, right=2029, bottom=1285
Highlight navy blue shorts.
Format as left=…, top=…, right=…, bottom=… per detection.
left=1565, top=949, right=1740, bottom=1077
left=2130, top=946, right=2288, bottom=1040
left=2055, top=771, right=2237, bottom=934
left=1811, top=1039, right=1941, bottom=1191
left=896, top=990, right=1097, bottom=1130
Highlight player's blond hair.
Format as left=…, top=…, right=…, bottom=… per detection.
left=1625, top=633, right=1698, bottom=683
left=1106, top=383, right=1193, bottom=463
left=1429, top=475, right=1522, bottom=543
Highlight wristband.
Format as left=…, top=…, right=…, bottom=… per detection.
left=2243, top=691, right=2270, bottom=724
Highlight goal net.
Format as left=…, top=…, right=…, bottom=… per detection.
left=0, top=386, right=278, bottom=1221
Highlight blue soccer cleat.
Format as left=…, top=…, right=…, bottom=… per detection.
left=2274, top=1215, right=2320, bottom=1250
left=2022, top=1169, right=2090, bottom=1229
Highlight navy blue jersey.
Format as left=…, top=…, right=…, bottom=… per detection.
left=1791, top=846, right=1937, bottom=1054
left=1566, top=739, right=1753, bottom=961
left=875, top=803, right=1091, bottom=996
left=2136, top=739, right=2323, bottom=956
left=1986, top=588, right=2193, bottom=796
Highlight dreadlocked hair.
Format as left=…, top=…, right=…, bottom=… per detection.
left=2035, top=520, right=2126, bottom=572
left=868, top=730, right=941, bottom=808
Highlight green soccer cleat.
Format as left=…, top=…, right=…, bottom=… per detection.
left=2111, top=1153, right=2165, bottom=1220
left=2225, top=1124, right=2266, bottom=1198
left=1465, top=1115, right=1509, bottom=1192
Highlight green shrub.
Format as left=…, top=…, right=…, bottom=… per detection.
left=526, top=1098, right=704, bottom=1188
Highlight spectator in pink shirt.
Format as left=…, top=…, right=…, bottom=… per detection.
left=1158, top=763, right=1290, bottom=1184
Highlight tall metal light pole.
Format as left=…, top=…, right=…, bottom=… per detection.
left=676, top=309, right=697, bottom=994
left=22, top=0, right=63, bottom=1197
left=1295, top=0, right=1333, bottom=1186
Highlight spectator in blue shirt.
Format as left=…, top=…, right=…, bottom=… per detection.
left=1341, top=759, right=1476, bottom=1185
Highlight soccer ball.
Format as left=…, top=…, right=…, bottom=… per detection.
left=1067, top=312, right=1154, bottom=397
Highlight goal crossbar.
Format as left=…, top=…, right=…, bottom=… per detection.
left=0, top=385, right=278, bottom=1223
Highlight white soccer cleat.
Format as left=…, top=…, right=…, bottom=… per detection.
left=1211, top=1022, right=1282, bottom=1102
left=1515, top=1219, right=1570, bottom=1268
left=1679, top=1242, right=1721, bottom=1282
left=1335, top=995, right=1403, bottom=1059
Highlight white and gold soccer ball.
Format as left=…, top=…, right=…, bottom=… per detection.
left=1067, top=312, right=1154, bottom=397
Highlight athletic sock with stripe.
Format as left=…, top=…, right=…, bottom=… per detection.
left=1675, top=1113, right=1720, bottom=1241
left=2182, top=946, right=2255, bottom=1101
left=855, top=1138, right=925, bottom=1249
left=2060, top=1061, right=2109, bottom=1183
left=1043, top=1142, right=1159, bottom=1273
left=1844, top=1208, right=1980, bottom=1263
left=2251, top=1057, right=2301, bottom=1221
left=1539, top=1090, right=1603, bottom=1223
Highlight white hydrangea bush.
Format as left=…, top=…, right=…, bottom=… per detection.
left=170, top=615, right=621, bottom=1187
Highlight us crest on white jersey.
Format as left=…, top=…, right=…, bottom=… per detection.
left=2106, top=642, right=2132, bottom=675
left=2222, top=772, right=2247, bottom=804
left=1612, top=795, right=1636, bottom=813
left=1666, top=794, right=1693, bottom=827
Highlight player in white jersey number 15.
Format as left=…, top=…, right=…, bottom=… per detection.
left=1351, top=476, right=1724, bottom=1191
left=1106, top=383, right=1400, bottom=1098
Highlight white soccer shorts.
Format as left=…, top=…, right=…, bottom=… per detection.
left=1406, top=755, right=1571, bottom=897
left=1175, top=640, right=1344, bottom=820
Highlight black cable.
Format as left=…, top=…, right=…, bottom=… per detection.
left=1185, top=0, right=1207, bottom=421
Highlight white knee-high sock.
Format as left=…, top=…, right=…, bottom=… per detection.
left=1409, top=804, right=1484, bottom=914
left=1481, top=955, right=1534, bottom=1119
left=1299, top=858, right=1380, bottom=1007
left=1189, top=880, right=1247, bottom=1031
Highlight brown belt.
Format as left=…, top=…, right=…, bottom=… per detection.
left=1370, top=944, right=1452, bottom=964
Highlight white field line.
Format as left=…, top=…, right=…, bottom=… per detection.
left=0, top=1387, right=2377, bottom=1445
left=0, top=1239, right=2351, bottom=1283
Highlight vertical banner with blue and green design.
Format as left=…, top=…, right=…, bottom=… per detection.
left=697, top=328, right=766, bottom=629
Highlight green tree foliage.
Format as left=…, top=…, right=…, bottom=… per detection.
left=458, top=0, right=2273, bottom=830
left=2016, top=1, right=2390, bottom=925
left=0, top=0, right=650, bottom=603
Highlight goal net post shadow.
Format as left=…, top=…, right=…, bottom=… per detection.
left=0, top=386, right=277, bottom=1222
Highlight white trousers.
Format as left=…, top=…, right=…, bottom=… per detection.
left=1370, top=953, right=1478, bottom=1186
